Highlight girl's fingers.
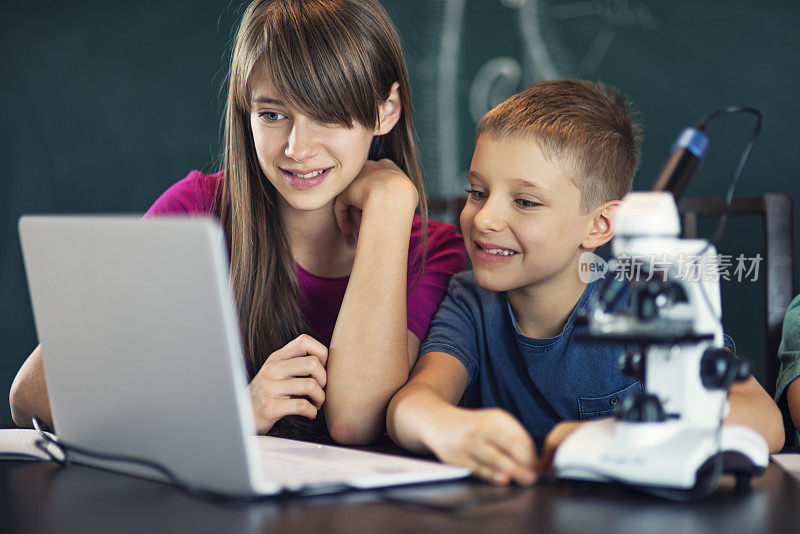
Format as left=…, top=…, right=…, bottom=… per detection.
left=274, top=398, right=319, bottom=421
left=277, top=378, right=325, bottom=409
left=268, top=334, right=328, bottom=366
left=333, top=196, right=352, bottom=236
left=348, top=207, right=362, bottom=235
left=274, top=356, right=327, bottom=387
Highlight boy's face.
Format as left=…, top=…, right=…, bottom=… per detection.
left=461, top=134, right=595, bottom=293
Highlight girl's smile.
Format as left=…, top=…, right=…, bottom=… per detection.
left=280, top=166, right=333, bottom=190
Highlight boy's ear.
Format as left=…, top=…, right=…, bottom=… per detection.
left=582, top=200, right=621, bottom=249
left=375, top=82, right=402, bottom=136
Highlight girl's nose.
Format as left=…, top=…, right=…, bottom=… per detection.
left=284, top=120, right=319, bottom=161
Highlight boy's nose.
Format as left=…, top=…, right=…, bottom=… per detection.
left=284, top=121, right=319, bottom=161
left=472, top=203, right=507, bottom=233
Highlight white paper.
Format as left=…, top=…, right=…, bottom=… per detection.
left=771, top=453, right=800, bottom=483
left=0, top=428, right=56, bottom=461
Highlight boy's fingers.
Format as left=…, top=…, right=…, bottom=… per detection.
left=469, top=440, right=535, bottom=486
left=539, top=421, right=583, bottom=472
left=487, top=418, right=537, bottom=469
left=471, top=462, right=510, bottom=485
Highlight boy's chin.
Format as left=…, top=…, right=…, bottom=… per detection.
left=472, top=269, right=518, bottom=293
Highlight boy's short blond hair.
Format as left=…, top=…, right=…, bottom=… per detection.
left=476, top=80, right=642, bottom=212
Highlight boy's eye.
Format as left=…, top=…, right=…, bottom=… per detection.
left=258, top=111, right=286, bottom=122
left=514, top=198, right=540, bottom=209
left=465, top=188, right=487, bottom=201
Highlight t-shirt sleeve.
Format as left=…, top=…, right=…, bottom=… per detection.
left=418, top=273, right=480, bottom=387
left=405, top=219, right=467, bottom=341
left=776, top=294, right=800, bottom=403
left=143, top=170, right=220, bottom=217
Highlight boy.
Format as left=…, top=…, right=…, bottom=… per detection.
left=387, top=80, right=784, bottom=486
left=776, top=294, right=800, bottom=445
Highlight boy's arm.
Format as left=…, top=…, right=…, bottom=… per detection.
left=386, top=351, right=468, bottom=453
left=726, top=376, right=785, bottom=452
left=387, top=352, right=536, bottom=485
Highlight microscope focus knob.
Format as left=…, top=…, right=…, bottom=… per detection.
left=619, top=350, right=645, bottom=381
left=615, top=392, right=667, bottom=423
left=700, top=348, right=751, bottom=390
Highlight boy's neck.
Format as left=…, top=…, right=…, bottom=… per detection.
left=507, top=271, right=588, bottom=340
left=280, top=199, right=356, bottom=278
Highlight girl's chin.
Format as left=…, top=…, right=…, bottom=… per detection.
left=282, top=194, right=336, bottom=213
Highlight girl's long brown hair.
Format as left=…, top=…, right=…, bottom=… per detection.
left=217, top=0, right=427, bottom=438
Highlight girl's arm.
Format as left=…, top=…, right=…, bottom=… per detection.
left=9, top=345, right=53, bottom=429
left=325, top=159, right=419, bottom=444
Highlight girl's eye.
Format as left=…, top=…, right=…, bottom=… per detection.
left=514, top=198, right=540, bottom=209
left=259, top=111, right=285, bottom=122
left=465, top=188, right=487, bottom=201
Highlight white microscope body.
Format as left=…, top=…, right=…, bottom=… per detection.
left=553, top=192, right=768, bottom=490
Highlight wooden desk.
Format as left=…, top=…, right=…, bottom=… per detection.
left=2, top=458, right=798, bottom=534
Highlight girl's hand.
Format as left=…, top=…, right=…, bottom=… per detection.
left=333, top=159, right=419, bottom=236
left=426, top=407, right=537, bottom=486
left=247, top=334, right=328, bottom=434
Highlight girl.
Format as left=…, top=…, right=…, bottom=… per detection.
left=9, top=0, right=465, bottom=445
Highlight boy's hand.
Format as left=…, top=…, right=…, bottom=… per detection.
left=538, top=420, right=585, bottom=472
left=426, top=407, right=537, bottom=486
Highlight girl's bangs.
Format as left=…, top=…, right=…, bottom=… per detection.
left=234, top=1, right=386, bottom=129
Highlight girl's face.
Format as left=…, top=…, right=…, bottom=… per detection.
left=248, top=68, right=376, bottom=212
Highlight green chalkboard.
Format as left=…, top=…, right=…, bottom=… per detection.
left=2, top=0, right=798, bottom=426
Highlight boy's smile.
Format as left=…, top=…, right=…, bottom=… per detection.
left=460, top=134, right=596, bottom=295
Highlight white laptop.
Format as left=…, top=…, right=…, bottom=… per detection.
left=18, top=215, right=468, bottom=497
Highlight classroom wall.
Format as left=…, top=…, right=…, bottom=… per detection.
left=2, top=0, right=798, bottom=427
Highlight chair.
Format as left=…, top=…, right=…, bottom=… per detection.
left=678, top=193, right=795, bottom=398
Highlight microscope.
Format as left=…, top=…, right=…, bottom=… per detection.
left=553, top=122, right=769, bottom=492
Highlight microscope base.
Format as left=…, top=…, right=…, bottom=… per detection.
left=553, top=419, right=768, bottom=490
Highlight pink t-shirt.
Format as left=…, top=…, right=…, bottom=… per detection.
left=144, top=170, right=466, bottom=344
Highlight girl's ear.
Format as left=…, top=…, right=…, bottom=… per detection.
left=375, top=82, right=402, bottom=136
left=582, top=200, right=621, bottom=249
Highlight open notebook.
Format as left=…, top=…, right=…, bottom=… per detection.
left=0, top=429, right=58, bottom=461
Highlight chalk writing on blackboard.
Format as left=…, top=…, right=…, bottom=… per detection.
left=432, top=0, right=657, bottom=196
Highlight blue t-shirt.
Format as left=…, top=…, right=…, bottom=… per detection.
left=420, top=271, right=642, bottom=442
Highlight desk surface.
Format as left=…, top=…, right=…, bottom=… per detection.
left=3, top=458, right=799, bottom=534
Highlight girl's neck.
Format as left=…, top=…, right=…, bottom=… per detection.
left=279, top=198, right=356, bottom=279
left=507, top=273, right=588, bottom=340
